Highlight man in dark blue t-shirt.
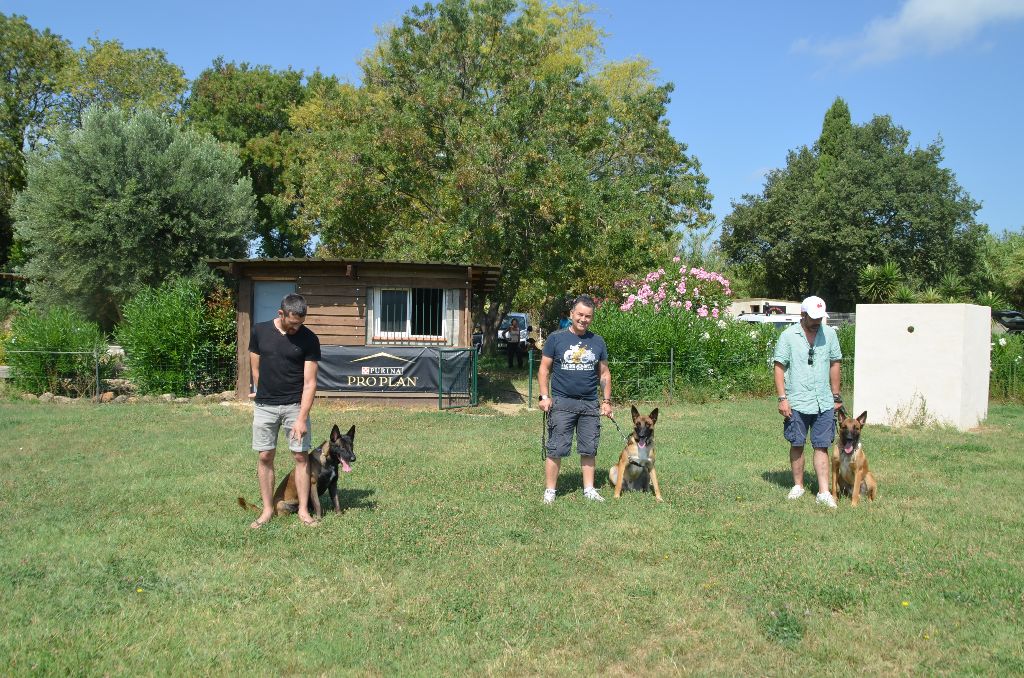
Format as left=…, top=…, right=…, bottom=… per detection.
left=538, top=294, right=613, bottom=504
left=247, top=293, right=321, bottom=528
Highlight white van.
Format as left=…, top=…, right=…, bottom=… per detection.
left=735, top=313, right=801, bottom=330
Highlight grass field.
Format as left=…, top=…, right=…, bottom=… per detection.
left=1, top=394, right=1022, bottom=675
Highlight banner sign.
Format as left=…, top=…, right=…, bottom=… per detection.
left=317, top=346, right=471, bottom=394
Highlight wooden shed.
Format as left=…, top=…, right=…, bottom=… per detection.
left=209, top=258, right=500, bottom=403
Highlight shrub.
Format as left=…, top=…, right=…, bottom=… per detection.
left=116, top=278, right=236, bottom=395
left=2, top=306, right=109, bottom=396
left=991, top=334, right=1024, bottom=402
left=594, top=263, right=778, bottom=400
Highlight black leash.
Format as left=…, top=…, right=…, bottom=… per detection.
left=540, top=409, right=548, bottom=462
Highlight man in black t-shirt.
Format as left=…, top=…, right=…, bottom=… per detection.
left=247, top=293, right=321, bottom=528
left=537, top=294, right=613, bottom=504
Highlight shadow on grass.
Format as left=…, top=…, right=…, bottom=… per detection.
left=339, top=487, right=377, bottom=512
left=477, top=369, right=529, bottom=405
left=553, top=467, right=613, bottom=494
left=761, top=469, right=813, bottom=489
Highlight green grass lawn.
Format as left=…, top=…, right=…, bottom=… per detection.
left=1, top=396, right=1022, bottom=675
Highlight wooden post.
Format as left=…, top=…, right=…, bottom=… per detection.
left=236, top=276, right=253, bottom=399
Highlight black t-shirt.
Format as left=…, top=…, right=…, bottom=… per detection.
left=248, top=320, right=321, bottom=405
left=542, top=329, right=608, bottom=400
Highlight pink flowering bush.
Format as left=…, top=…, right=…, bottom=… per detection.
left=593, top=262, right=778, bottom=399
left=614, top=260, right=732, bottom=319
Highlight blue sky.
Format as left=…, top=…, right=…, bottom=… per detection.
left=5, top=0, right=1023, bottom=235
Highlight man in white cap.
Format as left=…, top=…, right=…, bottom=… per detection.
left=772, top=295, right=843, bottom=508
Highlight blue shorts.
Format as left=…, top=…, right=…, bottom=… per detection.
left=784, top=408, right=835, bottom=449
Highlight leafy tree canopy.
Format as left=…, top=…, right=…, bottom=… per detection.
left=720, top=97, right=984, bottom=310
left=185, top=58, right=316, bottom=256
left=284, top=0, right=711, bottom=327
left=54, top=37, right=187, bottom=129
left=0, top=13, right=71, bottom=268
left=13, top=107, right=254, bottom=328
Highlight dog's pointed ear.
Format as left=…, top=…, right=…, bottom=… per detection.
left=630, top=405, right=640, bottom=422
left=649, top=408, right=659, bottom=424
left=346, top=425, right=355, bottom=440
left=330, top=424, right=342, bottom=442
left=856, top=411, right=867, bottom=425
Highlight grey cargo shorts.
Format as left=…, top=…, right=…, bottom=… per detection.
left=545, top=396, right=601, bottom=459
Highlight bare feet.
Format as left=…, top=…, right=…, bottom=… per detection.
left=250, top=515, right=272, bottom=530
left=298, top=514, right=319, bottom=527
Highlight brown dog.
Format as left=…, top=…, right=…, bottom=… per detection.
left=830, top=411, right=876, bottom=506
left=609, top=406, right=662, bottom=501
left=239, top=424, right=356, bottom=518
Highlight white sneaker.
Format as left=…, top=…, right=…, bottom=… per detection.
left=816, top=491, right=837, bottom=508
left=583, top=487, right=605, bottom=502
left=543, top=488, right=556, bottom=504
left=787, top=485, right=805, bottom=500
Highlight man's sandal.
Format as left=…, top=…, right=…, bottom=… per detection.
left=249, top=518, right=271, bottom=530
left=299, top=516, right=320, bottom=528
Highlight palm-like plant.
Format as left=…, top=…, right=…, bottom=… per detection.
left=975, top=290, right=1010, bottom=309
left=917, top=287, right=943, bottom=304
left=937, top=272, right=968, bottom=301
left=892, top=284, right=918, bottom=304
left=858, top=262, right=902, bottom=303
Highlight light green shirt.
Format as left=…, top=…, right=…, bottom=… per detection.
left=773, top=322, right=842, bottom=414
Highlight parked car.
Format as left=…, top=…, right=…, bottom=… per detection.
left=992, top=310, right=1024, bottom=334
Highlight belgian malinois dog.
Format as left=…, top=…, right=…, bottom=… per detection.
left=609, top=406, right=662, bottom=501
left=830, top=411, right=876, bottom=506
left=239, top=424, right=356, bottom=518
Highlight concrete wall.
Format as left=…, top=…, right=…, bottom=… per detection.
left=853, top=304, right=990, bottom=430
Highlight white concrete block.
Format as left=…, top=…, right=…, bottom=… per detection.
left=853, top=304, right=990, bottom=430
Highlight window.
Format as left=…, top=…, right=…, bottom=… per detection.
left=374, top=287, right=445, bottom=341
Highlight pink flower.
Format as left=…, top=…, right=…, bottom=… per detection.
left=697, top=306, right=709, bottom=318
left=672, top=256, right=680, bottom=263
left=711, top=308, right=719, bottom=319
left=685, top=300, right=693, bottom=311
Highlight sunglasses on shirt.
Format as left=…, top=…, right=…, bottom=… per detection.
left=808, top=346, right=815, bottom=365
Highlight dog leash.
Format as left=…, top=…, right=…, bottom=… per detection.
left=605, top=414, right=632, bottom=443
left=540, top=410, right=548, bottom=462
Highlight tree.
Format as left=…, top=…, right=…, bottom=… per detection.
left=54, top=37, right=187, bottom=128
left=284, top=0, right=711, bottom=335
left=0, top=13, right=71, bottom=268
left=721, top=98, right=985, bottom=310
left=977, top=231, right=1024, bottom=310
left=185, top=59, right=312, bottom=256
left=13, top=107, right=254, bottom=328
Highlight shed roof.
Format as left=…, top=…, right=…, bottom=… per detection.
left=207, top=257, right=501, bottom=295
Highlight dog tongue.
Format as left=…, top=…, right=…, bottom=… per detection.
left=844, top=443, right=854, bottom=454
left=341, top=459, right=352, bottom=473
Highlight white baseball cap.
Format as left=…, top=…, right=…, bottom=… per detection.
left=800, top=296, right=828, bottom=319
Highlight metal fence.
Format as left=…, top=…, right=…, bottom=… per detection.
left=438, top=348, right=478, bottom=409
left=2, top=349, right=236, bottom=399
left=520, top=347, right=860, bottom=405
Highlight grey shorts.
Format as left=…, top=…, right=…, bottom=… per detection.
left=784, top=408, right=835, bottom=449
left=252, top=403, right=312, bottom=453
left=545, top=397, right=601, bottom=459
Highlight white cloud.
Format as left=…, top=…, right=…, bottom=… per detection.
left=794, top=0, right=1024, bottom=66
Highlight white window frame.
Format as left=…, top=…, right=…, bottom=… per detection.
left=372, top=287, right=447, bottom=342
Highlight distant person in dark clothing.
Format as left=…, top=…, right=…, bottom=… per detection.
left=506, top=318, right=523, bottom=368
left=247, top=293, right=321, bottom=528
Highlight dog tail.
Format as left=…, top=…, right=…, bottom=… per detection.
left=237, top=496, right=259, bottom=511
